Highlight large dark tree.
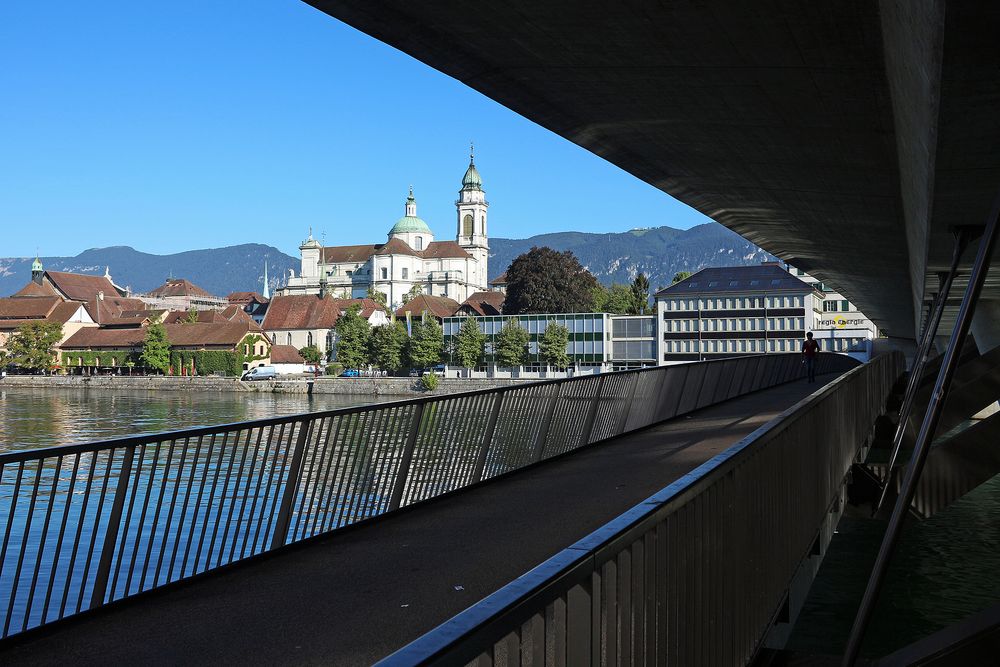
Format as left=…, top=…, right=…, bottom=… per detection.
left=504, top=247, right=598, bottom=314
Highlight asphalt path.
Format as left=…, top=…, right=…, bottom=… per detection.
left=1, top=374, right=839, bottom=666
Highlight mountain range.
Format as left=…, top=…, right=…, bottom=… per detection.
left=0, top=223, right=776, bottom=298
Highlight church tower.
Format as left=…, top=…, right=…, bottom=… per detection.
left=456, top=145, right=489, bottom=291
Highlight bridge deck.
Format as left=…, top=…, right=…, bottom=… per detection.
left=1, top=374, right=840, bottom=666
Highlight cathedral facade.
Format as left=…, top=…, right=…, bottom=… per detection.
left=279, top=153, right=490, bottom=308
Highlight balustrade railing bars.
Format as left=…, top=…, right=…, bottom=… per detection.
left=0, top=353, right=859, bottom=640
left=378, top=352, right=903, bottom=666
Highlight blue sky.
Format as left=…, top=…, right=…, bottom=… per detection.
left=0, top=1, right=711, bottom=258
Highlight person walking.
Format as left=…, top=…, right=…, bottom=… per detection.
left=802, top=331, right=820, bottom=383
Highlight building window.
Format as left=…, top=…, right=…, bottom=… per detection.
left=823, top=301, right=839, bottom=312
left=463, top=214, right=474, bottom=237
left=307, top=332, right=313, bottom=347
left=286, top=333, right=292, bottom=345
left=415, top=236, right=424, bottom=250
left=842, top=300, right=850, bottom=311
left=381, top=267, right=388, bottom=280
left=402, top=268, right=409, bottom=280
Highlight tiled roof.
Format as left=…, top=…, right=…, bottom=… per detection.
left=654, top=265, right=817, bottom=297
left=374, top=238, right=419, bottom=256
left=161, top=306, right=252, bottom=325
left=395, top=294, right=461, bottom=319
left=86, top=296, right=148, bottom=324
left=421, top=241, right=471, bottom=259
left=46, top=271, right=124, bottom=301
left=147, top=278, right=216, bottom=298
left=0, top=296, right=63, bottom=320
left=11, top=281, right=58, bottom=298
left=321, top=244, right=380, bottom=263
left=262, top=295, right=341, bottom=330
left=489, top=272, right=508, bottom=285
left=321, top=239, right=472, bottom=263
left=336, top=298, right=385, bottom=319
left=63, top=321, right=262, bottom=349
left=459, top=291, right=505, bottom=316
left=270, top=344, right=305, bottom=364
left=227, top=291, right=268, bottom=305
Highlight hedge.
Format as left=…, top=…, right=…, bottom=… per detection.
left=170, top=350, right=244, bottom=377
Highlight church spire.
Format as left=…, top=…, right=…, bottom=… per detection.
left=262, top=260, right=271, bottom=299
left=32, top=255, right=44, bottom=285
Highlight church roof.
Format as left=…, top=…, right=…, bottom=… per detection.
left=462, top=160, right=482, bottom=190
left=262, top=295, right=342, bottom=331
left=389, top=215, right=432, bottom=235
left=422, top=241, right=472, bottom=259
left=45, top=271, right=124, bottom=302
left=12, top=281, right=59, bottom=298
left=322, top=240, right=472, bottom=263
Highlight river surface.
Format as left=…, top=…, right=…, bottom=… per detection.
left=0, top=386, right=390, bottom=452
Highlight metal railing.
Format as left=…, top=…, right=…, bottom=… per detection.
left=0, top=353, right=859, bottom=639
left=378, top=351, right=902, bottom=666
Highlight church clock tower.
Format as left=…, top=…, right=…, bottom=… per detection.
left=456, top=145, right=489, bottom=292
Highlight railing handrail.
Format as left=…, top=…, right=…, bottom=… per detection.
left=0, top=353, right=807, bottom=465
left=377, top=351, right=901, bottom=665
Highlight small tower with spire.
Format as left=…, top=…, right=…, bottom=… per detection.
left=456, top=144, right=489, bottom=290
left=31, top=256, right=44, bottom=285
left=262, top=260, right=271, bottom=300
left=299, top=228, right=322, bottom=280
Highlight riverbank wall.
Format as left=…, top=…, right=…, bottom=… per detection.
left=0, top=375, right=542, bottom=396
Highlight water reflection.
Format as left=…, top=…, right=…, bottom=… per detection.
left=0, top=388, right=383, bottom=452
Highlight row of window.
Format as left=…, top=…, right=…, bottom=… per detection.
left=663, top=317, right=806, bottom=333
left=822, top=300, right=854, bottom=312
left=611, top=340, right=656, bottom=361
left=665, top=338, right=806, bottom=354
left=661, top=295, right=805, bottom=311
left=443, top=315, right=607, bottom=337
left=611, top=317, right=656, bottom=339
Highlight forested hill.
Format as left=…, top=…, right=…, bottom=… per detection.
left=0, top=222, right=776, bottom=297
left=489, top=222, right=777, bottom=289
left=0, top=245, right=296, bottom=297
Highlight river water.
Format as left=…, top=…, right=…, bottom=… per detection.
left=0, top=387, right=388, bottom=453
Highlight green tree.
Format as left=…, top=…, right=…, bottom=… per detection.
left=298, top=345, right=323, bottom=364
left=369, top=321, right=407, bottom=371
left=494, top=320, right=529, bottom=367
left=402, top=284, right=423, bottom=305
left=3, top=322, right=63, bottom=372
left=407, top=317, right=444, bottom=369
left=539, top=322, right=570, bottom=369
left=185, top=306, right=199, bottom=324
left=591, top=283, right=609, bottom=312
left=141, top=322, right=171, bottom=374
left=630, top=273, right=650, bottom=314
left=505, top=247, right=599, bottom=314
left=454, top=316, right=486, bottom=368
left=599, top=283, right=638, bottom=314
left=366, top=287, right=388, bottom=311
left=672, top=271, right=692, bottom=284
left=334, top=305, right=371, bottom=369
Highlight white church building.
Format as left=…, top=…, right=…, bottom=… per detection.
left=279, top=153, right=490, bottom=309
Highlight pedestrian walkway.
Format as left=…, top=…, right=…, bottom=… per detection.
left=1, top=374, right=842, bottom=666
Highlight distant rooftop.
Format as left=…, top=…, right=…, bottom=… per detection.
left=655, top=264, right=818, bottom=297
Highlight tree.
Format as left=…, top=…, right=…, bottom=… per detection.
left=298, top=345, right=323, bottom=364
left=631, top=273, right=650, bottom=314
left=3, top=322, right=62, bottom=372
left=454, top=317, right=486, bottom=368
left=504, top=247, right=599, bottom=314
left=334, top=305, right=371, bottom=369
left=494, top=320, right=529, bottom=367
left=672, top=271, right=692, bottom=284
left=141, top=322, right=171, bottom=374
left=185, top=306, right=199, bottom=324
left=598, top=283, right=638, bottom=314
left=539, top=322, right=570, bottom=369
left=369, top=321, right=407, bottom=371
left=402, top=284, right=423, bottom=305
left=366, top=287, right=388, bottom=311
left=407, top=317, right=444, bottom=369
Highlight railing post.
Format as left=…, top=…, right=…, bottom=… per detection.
left=578, top=375, right=606, bottom=448
left=388, top=402, right=426, bottom=511
left=89, top=446, right=135, bottom=610
left=270, top=419, right=313, bottom=550
left=531, top=383, right=562, bottom=462
left=472, top=391, right=505, bottom=483
left=616, top=371, right=640, bottom=435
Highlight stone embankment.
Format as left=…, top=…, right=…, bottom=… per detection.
left=0, top=375, right=540, bottom=396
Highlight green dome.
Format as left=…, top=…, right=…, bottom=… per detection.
left=31, top=257, right=43, bottom=272
left=462, top=161, right=482, bottom=190
left=390, top=215, right=432, bottom=234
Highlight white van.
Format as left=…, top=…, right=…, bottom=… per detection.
left=242, top=366, right=277, bottom=381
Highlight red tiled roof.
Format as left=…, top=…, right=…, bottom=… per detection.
left=270, top=344, right=305, bottom=364
left=63, top=327, right=146, bottom=348
left=86, top=296, right=148, bottom=324
left=421, top=241, right=471, bottom=259
left=262, top=295, right=341, bottom=330
left=147, top=278, right=216, bottom=298
left=63, top=321, right=262, bottom=350
left=46, top=271, right=124, bottom=301
left=459, top=291, right=505, bottom=316
left=395, top=294, right=461, bottom=320
left=320, top=239, right=472, bottom=263
left=227, top=291, right=269, bottom=305
left=11, top=281, right=59, bottom=298
left=335, top=298, right=385, bottom=319
left=0, top=296, right=62, bottom=320
left=489, top=272, right=507, bottom=286
left=321, top=244, right=380, bottom=263
left=374, top=238, right=419, bottom=257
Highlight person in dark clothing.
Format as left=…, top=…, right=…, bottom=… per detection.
left=802, top=332, right=820, bottom=383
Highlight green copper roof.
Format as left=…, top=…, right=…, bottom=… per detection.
left=390, top=189, right=432, bottom=235
left=31, top=257, right=43, bottom=272
left=462, top=160, right=482, bottom=190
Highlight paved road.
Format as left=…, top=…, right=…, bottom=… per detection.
left=2, top=375, right=839, bottom=666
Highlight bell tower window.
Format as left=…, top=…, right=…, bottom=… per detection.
left=463, top=214, right=474, bottom=237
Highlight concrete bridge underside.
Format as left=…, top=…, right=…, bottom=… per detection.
left=0, top=375, right=843, bottom=665
left=306, top=0, right=1000, bottom=345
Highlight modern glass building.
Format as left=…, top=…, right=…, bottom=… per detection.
left=442, top=313, right=611, bottom=367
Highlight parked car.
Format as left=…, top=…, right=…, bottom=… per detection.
left=241, top=366, right=277, bottom=381
left=421, top=364, right=446, bottom=376
left=340, top=369, right=360, bottom=378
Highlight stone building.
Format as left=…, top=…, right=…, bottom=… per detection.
left=139, top=278, right=228, bottom=311
left=279, top=152, right=490, bottom=307
left=262, top=295, right=388, bottom=359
